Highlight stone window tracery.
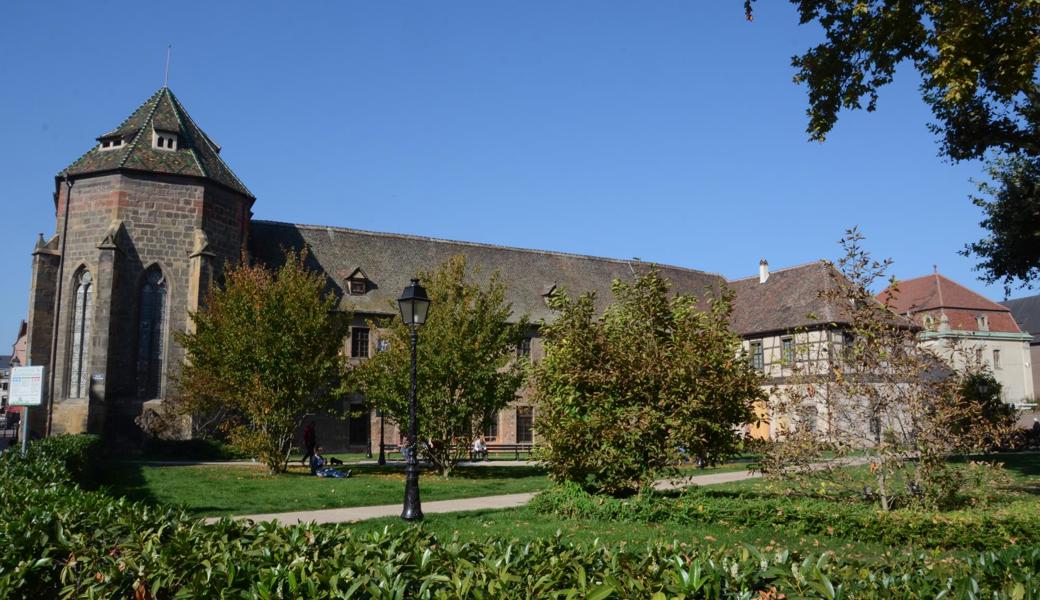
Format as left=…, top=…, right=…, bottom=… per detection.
left=137, top=267, right=168, bottom=399
left=69, top=270, right=93, bottom=399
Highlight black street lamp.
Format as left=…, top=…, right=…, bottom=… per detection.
left=377, top=409, right=386, bottom=466
left=397, top=277, right=431, bottom=521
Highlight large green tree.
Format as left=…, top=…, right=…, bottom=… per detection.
left=746, top=0, right=1040, bottom=290
left=175, top=250, right=350, bottom=474
left=347, top=255, right=528, bottom=476
left=534, top=267, right=763, bottom=497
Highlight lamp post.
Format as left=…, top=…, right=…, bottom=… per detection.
left=377, top=410, right=386, bottom=466
left=397, top=278, right=430, bottom=521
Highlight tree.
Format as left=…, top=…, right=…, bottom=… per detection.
left=174, top=250, right=350, bottom=474
left=745, top=0, right=1040, bottom=290
left=347, top=255, right=528, bottom=476
left=534, top=267, right=762, bottom=497
left=760, top=229, right=1015, bottom=510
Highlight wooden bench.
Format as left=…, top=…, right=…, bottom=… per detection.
left=472, top=443, right=534, bottom=461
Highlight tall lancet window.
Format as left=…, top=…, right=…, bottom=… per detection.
left=137, top=267, right=168, bottom=399
left=69, top=270, right=93, bottom=399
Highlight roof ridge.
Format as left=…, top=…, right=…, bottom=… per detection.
left=251, top=219, right=724, bottom=279
left=101, top=88, right=163, bottom=138
left=165, top=89, right=211, bottom=180
left=118, top=89, right=165, bottom=168
left=168, top=90, right=253, bottom=197
left=59, top=89, right=164, bottom=176
left=727, top=259, right=828, bottom=283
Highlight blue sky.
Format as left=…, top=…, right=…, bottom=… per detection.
left=0, top=1, right=1025, bottom=335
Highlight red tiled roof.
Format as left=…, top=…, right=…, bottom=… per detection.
left=878, top=274, right=1022, bottom=333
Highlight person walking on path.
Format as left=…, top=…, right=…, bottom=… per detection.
left=301, top=421, right=317, bottom=466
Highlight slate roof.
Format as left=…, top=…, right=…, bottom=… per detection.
left=879, top=273, right=1022, bottom=333
left=1001, top=294, right=1040, bottom=343
left=249, top=220, right=724, bottom=323
left=61, top=88, right=252, bottom=198
left=728, top=262, right=852, bottom=335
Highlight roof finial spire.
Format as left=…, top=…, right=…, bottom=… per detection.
left=163, top=44, right=172, bottom=88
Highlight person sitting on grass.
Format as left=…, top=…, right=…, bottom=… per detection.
left=309, top=447, right=351, bottom=478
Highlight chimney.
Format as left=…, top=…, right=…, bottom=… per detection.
left=759, top=259, right=769, bottom=284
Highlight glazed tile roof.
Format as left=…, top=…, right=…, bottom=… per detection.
left=61, top=87, right=252, bottom=197
left=249, top=220, right=724, bottom=323
left=1001, top=294, right=1040, bottom=343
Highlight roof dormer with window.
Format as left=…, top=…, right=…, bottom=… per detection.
left=98, top=136, right=124, bottom=151
left=345, top=267, right=371, bottom=296
left=152, top=129, right=178, bottom=151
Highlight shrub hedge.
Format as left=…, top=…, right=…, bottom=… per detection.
left=3, top=436, right=1040, bottom=598
left=530, top=482, right=1040, bottom=551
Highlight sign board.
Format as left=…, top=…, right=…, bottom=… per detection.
left=9, top=366, right=45, bottom=407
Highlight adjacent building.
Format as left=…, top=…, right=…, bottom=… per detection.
left=1000, top=294, right=1040, bottom=408
left=879, top=273, right=1035, bottom=406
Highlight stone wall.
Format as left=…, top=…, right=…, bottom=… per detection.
left=38, top=172, right=249, bottom=441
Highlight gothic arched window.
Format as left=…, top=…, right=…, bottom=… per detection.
left=137, top=267, right=168, bottom=399
left=68, top=269, right=93, bottom=399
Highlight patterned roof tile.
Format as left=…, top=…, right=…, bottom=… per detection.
left=62, top=88, right=252, bottom=197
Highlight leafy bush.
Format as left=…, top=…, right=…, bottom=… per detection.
left=531, top=482, right=1040, bottom=551
left=534, top=268, right=762, bottom=496
left=4, top=436, right=1040, bottom=598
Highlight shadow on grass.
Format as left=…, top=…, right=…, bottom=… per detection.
left=97, top=461, right=161, bottom=506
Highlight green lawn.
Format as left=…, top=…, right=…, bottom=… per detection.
left=100, top=462, right=548, bottom=517
left=342, top=505, right=893, bottom=560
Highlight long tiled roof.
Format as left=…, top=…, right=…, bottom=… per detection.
left=728, top=262, right=852, bottom=335
left=1002, top=294, right=1040, bottom=343
left=249, top=220, right=724, bottom=323
left=61, top=88, right=252, bottom=197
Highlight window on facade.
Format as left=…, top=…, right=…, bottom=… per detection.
left=781, top=337, right=794, bottom=365
left=351, top=327, right=370, bottom=358
left=975, top=348, right=983, bottom=364
left=517, top=337, right=531, bottom=359
left=749, top=340, right=764, bottom=371
left=993, top=349, right=1001, bottom=369
left=136, top=268, right=167, bottom=399
left=349, top=280, right=366, bottom=295
left=516, top=407, right=533, bottom=444
left=69, top=270, right=93, bottom=399
left=841, top=333, right=855, bottom=364
left=482, top=411, right=499, bottom=442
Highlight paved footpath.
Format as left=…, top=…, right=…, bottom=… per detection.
left=209, top=468, right=761, bottom=526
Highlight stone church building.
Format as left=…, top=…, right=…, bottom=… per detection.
left=23, top=88, right=1033, bottom=451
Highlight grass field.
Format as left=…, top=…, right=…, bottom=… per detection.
left=101, top=454, right=759, bottom=517
left=100, top=463, right=549, bottom=517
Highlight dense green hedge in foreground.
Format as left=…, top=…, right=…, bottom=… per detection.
left=530, top=482, right=1040, bottom=551
left=3, top=437, right=1040, bottom=599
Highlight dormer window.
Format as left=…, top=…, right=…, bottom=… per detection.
left=152, top=130, right=178, bottom=151
left=541, top=283, right=558, bottom=306
left=345, top=267, right=370, bottom=296
left=976, top=314, right=989, bottom=331
left=99, top=137, right=124, bottom=151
